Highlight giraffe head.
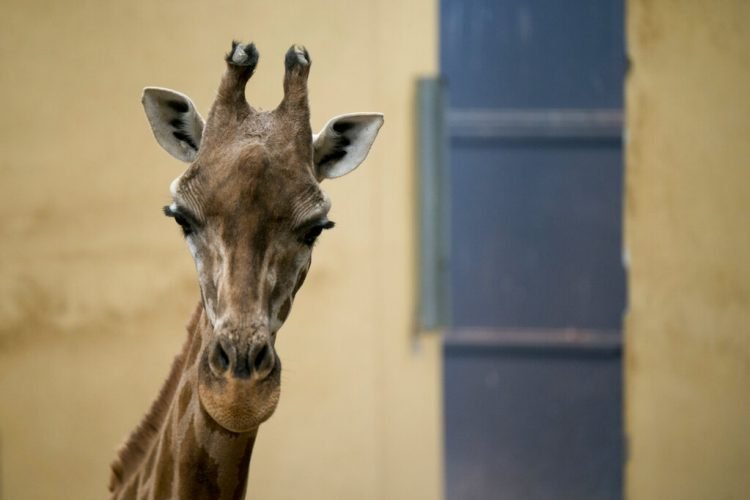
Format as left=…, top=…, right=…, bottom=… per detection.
left=141, top=41, right=383, bottom=433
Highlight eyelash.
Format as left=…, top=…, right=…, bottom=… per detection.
left=301, top=221, right=335, bottom=246
left=164, top=206, right=334, bottom=244
left=173, top=214, right=193, bottom=237
left=163, top=206, right=194, bottom=237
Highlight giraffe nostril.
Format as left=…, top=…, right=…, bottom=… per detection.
left=250, top=342, right=275, bottom=379
left=254, top=344, right=269, bottom=371
left=209, top=338, right=231, bottom=375
left=217, top=345, right=230, bottom=369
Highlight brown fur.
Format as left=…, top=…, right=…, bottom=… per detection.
left=166, top=44, right=320, bottom=436
left=108, top=302, right=203, bottom=492
left=110, top=42, right=344, bottom=499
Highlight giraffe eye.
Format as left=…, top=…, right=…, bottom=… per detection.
left=163, top=205, right=195, bottom=237
left=173, top=214, right=193, bottom=236
left=300, top=220, right=335, bottom=246
left=302, top=226, right=324, bottom=246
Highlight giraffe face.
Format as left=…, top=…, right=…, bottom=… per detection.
left=169, top=131, right=329, bottom=432
left=142, top=42, right=383, bottom=433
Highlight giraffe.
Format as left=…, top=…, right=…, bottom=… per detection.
left=108, top=39, right=383, bottom=499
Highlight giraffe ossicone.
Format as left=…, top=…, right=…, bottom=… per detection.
left=110, top=40, right=383, bottom=499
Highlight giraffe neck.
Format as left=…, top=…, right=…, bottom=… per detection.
left=111, top=302, right=259, bottom=500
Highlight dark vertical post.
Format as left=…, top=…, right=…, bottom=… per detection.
left=416, top=77, right=450, bottom=331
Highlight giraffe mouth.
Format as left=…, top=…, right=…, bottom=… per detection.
left=197, top=343, right=282, bottom=433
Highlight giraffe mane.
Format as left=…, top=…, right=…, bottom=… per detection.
left=108, top=301, right=203, bottom=492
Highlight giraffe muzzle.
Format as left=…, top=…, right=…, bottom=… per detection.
left=198, top=334, right=282, bottom=433
left=207, top=336, right=277, bottom=381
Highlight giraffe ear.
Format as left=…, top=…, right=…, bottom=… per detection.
left=142, top=87, right=204, bottom=163
left=312, top=113, right=384, bottom=180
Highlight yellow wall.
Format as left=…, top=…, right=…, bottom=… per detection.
left=0, top=1, right=442, bottom=499
left=625, top=1, right=750, bottom=499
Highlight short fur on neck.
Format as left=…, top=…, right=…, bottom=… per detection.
left=109, top=302, right=203, bottom=492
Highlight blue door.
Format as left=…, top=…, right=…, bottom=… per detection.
left=440, top=1, right=626, bottom=499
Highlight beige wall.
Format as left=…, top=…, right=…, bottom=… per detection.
left=625, top=1, right=750, bottom=499
left=0, top=1, right=442, bottom=499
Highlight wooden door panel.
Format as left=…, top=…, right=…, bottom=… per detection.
left=440, top=0, right=626, bottom=498
left=450, top=140, right=624, bottom=329
left=444, top=348, right=622, bottom=500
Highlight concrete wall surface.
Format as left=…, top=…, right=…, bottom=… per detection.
left=0, top=1, right=442, bottom=499
left=625, top=1, right=750, bottom=499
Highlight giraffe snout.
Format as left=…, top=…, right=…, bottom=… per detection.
left=198, top=333, right=282, bottom=432
left=207, top=336, right=276, bottom=381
